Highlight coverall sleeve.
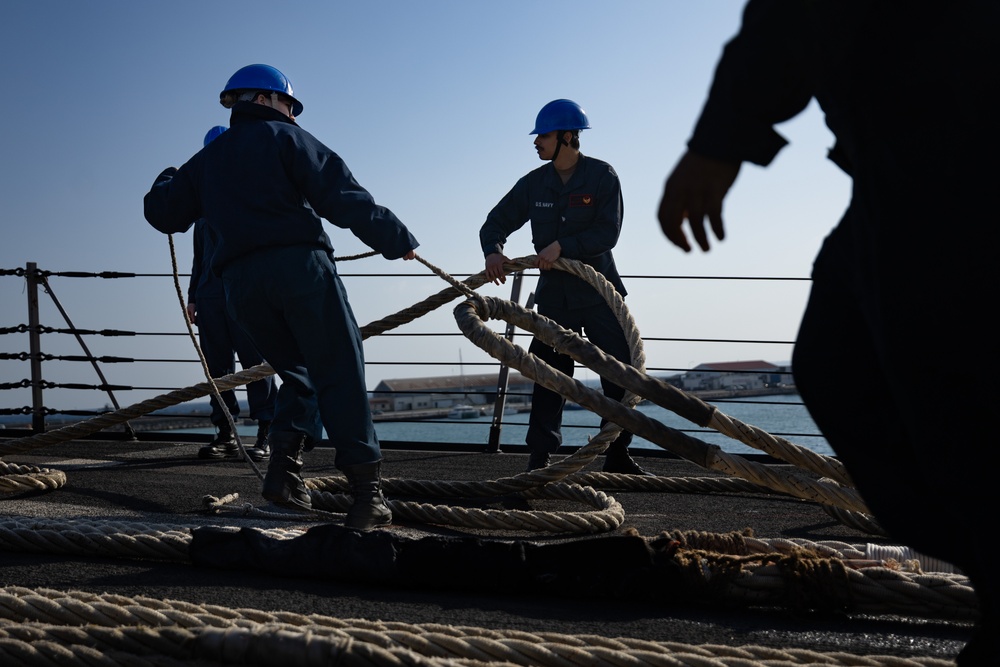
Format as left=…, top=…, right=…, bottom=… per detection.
left=143, top=166, right=202, bottom=235
left=188, top=222, right=204, bottom=303
left=688, top=0, right=814, bottom=166
left=479, top=177, right=531, bottom=257
left=287, top=134, right=418, bottom=260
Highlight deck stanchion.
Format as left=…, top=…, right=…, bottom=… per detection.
left=485, top=271, right=531, bottom=453
left=26, top=262, right=45, bottom=433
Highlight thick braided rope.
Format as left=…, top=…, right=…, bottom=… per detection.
left=0, top=254, right=507, bottom=455
left=0, top=256, right=972, bottom=664
left=453, top=294, right=872, bottom=516
left=0, top=620, right=957, bottom=667
left=0, top=460, right=66, bottom=496
left=4, top=252, right=832, bottom=480
left=3, top=254, right=873, bottom=531
left=1, top=258, right=880, bottom=536
left=421, top=255, right=862, bottom=520
left=314, top=482, right=625, bottom=534
left=0, top=364, right=278, bottom=455
left=0, top=587, right=962, bottom=666
left=202, top=253, right=644, bottom=533
left=451, top=256, right=853, bottom=488
left=0, top=519, right=976, bottom=620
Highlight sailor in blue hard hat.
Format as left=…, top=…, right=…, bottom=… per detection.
left=219, top=63, right=303, bottom=119
left=479, top=99, right=650, bottom=477
left=203, top=125, right=228, bottom=146
left=145, top=63, right=419, bottom=531
left=530, top=98, right=592, bottom=163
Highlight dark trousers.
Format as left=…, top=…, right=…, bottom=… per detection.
left=526, top=301, right=634, bottom=455
left=793, top=220, right=997, bottom=621
left=196, top=295, right=277, bottom=430
left=223, top=246, right=381, bottom=468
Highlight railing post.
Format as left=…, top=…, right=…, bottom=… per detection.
left=26, top=262, right=45, bottom=432
left=486, top=271, right=531, bottom=453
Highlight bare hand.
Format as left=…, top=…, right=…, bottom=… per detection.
left=402, top=249, right=416, bottom=260
left=535, top=241, right=561, bottom=270
left=186, top=302, right=197, bottom=325
left=485, top=252, right=511, bottom=285
left=657, top=151, right=741, bottom=252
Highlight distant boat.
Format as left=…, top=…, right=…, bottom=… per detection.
left=447, top=351, right=482, bottom=419
left=447, top=405, right=481, bottom=419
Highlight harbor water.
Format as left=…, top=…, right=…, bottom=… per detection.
left=179, top=393, right=832, bottom=458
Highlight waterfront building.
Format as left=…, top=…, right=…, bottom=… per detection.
left=370, top=360, right=794, bottom=415
left=370, top=373, right=534, bottom=413
left=679, top=360, right=789, bottom=392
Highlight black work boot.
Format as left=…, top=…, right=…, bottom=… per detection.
left=197, top=428, right=239, bottom=460
left=261, top=432, right=312, bottom=511
left=525, top=452, right=551, bottom=472
left=341, top=461, right=392, bottom=531
left=246, top=420, right=271, bottom=462
left=602, top=447, right=654, bottom=476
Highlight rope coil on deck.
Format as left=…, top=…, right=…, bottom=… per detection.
left=0, top=254, right=868, bottom=521
left=0, top=586, right=959, bottom=666
left=0, top=461, right=66, bottom=497
left=0, top=513, right=977, bottom=622
left=0, top=253, right=974, bottom=665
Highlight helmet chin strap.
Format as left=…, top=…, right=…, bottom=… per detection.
left=551, top=130, right=570, bottom=162
left=268, top=92, right=285, bottom=116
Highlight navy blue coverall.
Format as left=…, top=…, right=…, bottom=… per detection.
left=685, top=2, right=999, bottom=662
left=188, top=220, right=277, bottom=431
left=145, top=102, right=419, bottom=468
left=479, top=154, right=634, bottom=455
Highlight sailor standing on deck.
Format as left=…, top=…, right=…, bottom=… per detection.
left=144, top=64, right=419, bottom=531
left=479, top=99, right=650, bottom=476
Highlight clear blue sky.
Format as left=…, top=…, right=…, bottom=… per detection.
left=1, top=1, right=851, bottom=412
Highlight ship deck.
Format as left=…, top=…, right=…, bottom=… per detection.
left=0, top=435, right=972, bottom=665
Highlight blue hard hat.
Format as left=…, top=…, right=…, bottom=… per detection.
left=220, top=64, right=303, bottom=116
left=530, top=99, right=591, bottom=135
left=203, top=125, right=227, bottom=147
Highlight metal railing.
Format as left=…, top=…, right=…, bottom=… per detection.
left=1, top=261, right=814, bottom=452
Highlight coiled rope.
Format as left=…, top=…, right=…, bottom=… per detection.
left=0, top=585, right=960, bottom=666
left=0, top=253, right=975, bottom=665
left=0, top=250, right=949, bottom=543
left=0, top=254, right=872, bottom=523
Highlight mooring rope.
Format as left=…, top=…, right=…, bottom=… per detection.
left=0, top=460, right=65, bottom=496
left=0, top=586, right=959, bottom=666
left=0, top=251, right=949, bottom=552
left=0, top=253, right=975, bottom=664
left=0, top=254, right=843, bottom=494
left=0, top=516, right=979, bottom=621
